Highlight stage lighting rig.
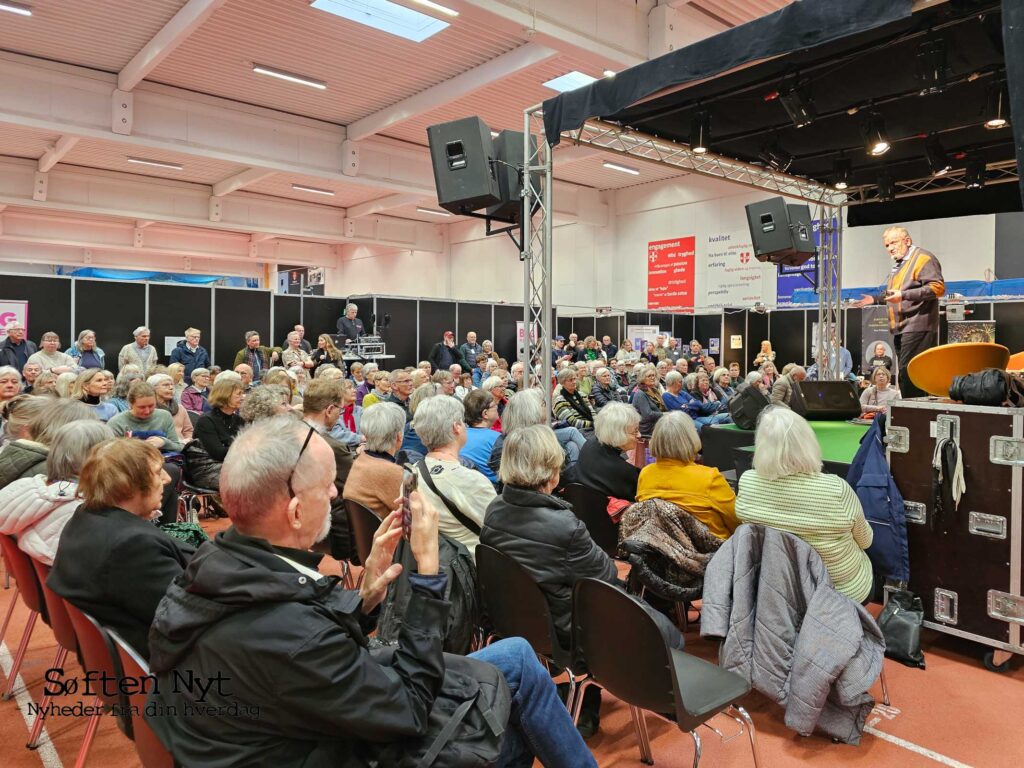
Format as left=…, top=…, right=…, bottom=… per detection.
left=758, top=137, right=793, bottom=172
left=983, top=80, right=1010, bottom=130
left=779, top=83, right=816, bottom=128
left=964, top=156, right=986, bottom=189
left=863, top=113, right=891, bottom=156
left=690, top=111, right=710, bottom=154
left=924, top=134, right=952, bottom=177
left=832, top=156, right=851, bottom=190
left=877, top=170, right=895, bottom=202
left=916, top=38, right=948, bottom=95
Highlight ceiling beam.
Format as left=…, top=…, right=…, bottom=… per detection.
left=212, top=167, right=276, bottom=197
left=118, top=0, right=227, bottom=91
left=346, top=43, right=558, bottom=141
left=347, top=193, right=424, bottom=219
left=37, top=135, right=79, bottom=172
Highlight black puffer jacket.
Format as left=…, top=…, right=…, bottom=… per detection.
left=147, top=527, right=450, bottom=768
left=0, top=440, right=48, bottom=490
left=481, top=485, right=617, bottom=646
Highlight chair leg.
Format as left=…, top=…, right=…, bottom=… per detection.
left=28, top=645, right=68, bottom=748
left=879, top=665, right=891, bottom=707
left=675, top=601, right=688, bottom=633
left=74, top=697, right=103, bottom=768
left=3, top=610, right=38, bottom=700
left=0, top=585, right=19, bottom=640
left=630, top=705, right=654, bottom=765
left=571, top=679, right=593, bottom=726
left=689, top=729, right=703, bottom=768
left=729, top=705, right=762, bottom=768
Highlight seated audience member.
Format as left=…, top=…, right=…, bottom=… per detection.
left=0, top=368, right=23, bottom=412
left=328, top=378, right=363, bottom=449
left=33, top=371, right=59, bottom=396
left=695, top=372, right=723, bottom=409
left=411, top=368, right=431, bottom=389
left=637, top=412, right=739, bottom=539
left=180, top=367, right=212, bottom=414
left=685, top=339, right=705, bottom=365
left=290, top=365, right=311, bottom=399
left=148, top=373, right=193, bottom=441
left=349, top=360, right=365, bottom=386
left=455, top=371, right=474, bottom=400
left=488, top=389, right=586, bottom=477
left=552, top=368, right=594, bottom=432
left=760, top=360, right=779, bottom=390
left=481, top=375, right=510, bottom=431
left=65, top=329, right=106, bottom=370
left=118, top=326, right=158, bottom=373
left=0, top=398, right=96, bottom=489
left=631, top=364, right=666, bottom=435
left=209, top=365, right=223, bottom=382
left=613, top=360, right=630, bottom=388
left=712, top=367, right=736, bottom=403
left=674, top=357, right=689, bottom=377
left=639, top=341, right=657, bottom=364
left=728, top=361, right=742, bottom=385
left=459, top=389, right=500, bottom=484
left=234, top=363, right=255, bottom=390
left=579, top=336, right=603, bottom=362
left=233, top=331, right=279, bottom=382
left=770, top=364, right=807, bottom=408
left=0, top=322, right=37, bottom=372
left=147, top=417, right=592, bottom=768
left=413, top=395, right=495, bottom=557
left=108, top=380, right=184, bottom=453
left=240, top=384, right=292, bottom=423
left=417, top=360, right=433, bottom=377
left=386, top=369, right=414, bottom=421
left=20, top=362, right=41, bottom=393
left=354, top=362, right=378, bottom=405
left=574, top=401, right=641, bottom=501
left=311, top=333, right=345, bottom=376
left=737, top=370, right=767, bottom=395
left=664, top=337, right=682, bottom=364
left=166, top=362, right=187, bottom=399
left=289, top=324, right=313, bottom=353
left=753, top=340, right=775, bottom=368
left=432, top=369, right=457, bottom=398
left=449, top=362, right=463, bottom=378
left=864, top=342, right=894, bottom=375
left=401, top=383, right=438, bottom=460
left=1, top=393, right=41, bottom=448
left=655, top=359, right=671, bottom=388
left=614, top=338, right=639, bottom=364
left=591, top=366, right=628, bottom=410
left=472, top=354, right=491, bottom=388
left=72, top=369, right=118, bottom=422
left=282, top=331, right=314, bottom=371
left=860, top=366, right=900, bottom=415
left=263, top=368, right=301, bottom=406
left=54, top=371, right=79, bottom=398
left=343, top=402, right=406, bottom=518
left=193, top=378, right=246, bottom=475
left=169, top=327, right=211, bottom=379
left=48, top=439, right=195, bottom=657
left=360, top=371, right=391, bottom=409
left=736, top=406, right=874, bottom=602
left=0, top=420, right=114, bottom=564
left=600, top=335, right=618, bottom=361
left=479, top=339, right=498, bottom=363
left=26, top=332, right=76, bottom=374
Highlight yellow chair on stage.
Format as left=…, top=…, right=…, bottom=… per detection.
left=906, top=342, right=1010, bottom=398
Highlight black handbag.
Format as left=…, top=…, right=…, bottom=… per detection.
left=877, top=589, right=926, bottom=668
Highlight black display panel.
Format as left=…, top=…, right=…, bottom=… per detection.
left=1, top=275, right=71, bottom=346
left=376, top=298, right=418, bottom=369
left=74, top=280, right=145, bottom=366
left=302, top=296, right=347, bottom=342
left=722, top=310, right=745, bottom=370
left=626, top=311, right=649, bottom=330
left=215, top=288, right=271, bottom=370
left=649, top=313, right=674, bottom=336
left=770, top=309, right=806, bottom=370
left=556, top=316, right=573, bottom=340
left=844, top=308, right=863, bottom=373
left=149, top=284, right=211, bottom=366
left=493, top=305, right=523, bottom=364
left=573, top=317, right=596, bottom=340
left=273, top=295, right=301, bottom=348
left=694, top=314, right=722, bottom=359
left=746, top=310, right=769, bottom=374
left=672, top=314, right=694, bottom=344
left=457, top=302, right=493, bottom=345
left=595, top=316, right=621, bottom=346
left=994, top=302, right=1024, bottom=360
left=419, top=300, right=457, bottom=362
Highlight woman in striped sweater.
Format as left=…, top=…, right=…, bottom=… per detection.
left=735, top=406, right=873, bottom=603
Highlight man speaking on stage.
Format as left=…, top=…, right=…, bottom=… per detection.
left=852, top=226, right=945, bottom=398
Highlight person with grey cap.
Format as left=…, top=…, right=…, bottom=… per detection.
left=118, top=326, right=159, bottom=373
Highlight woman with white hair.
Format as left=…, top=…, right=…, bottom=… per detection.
left=591, top=366, right=628, bottom=410
left=148, top=373, right=193, bottom=440
left=631, top=363, right=666, bottom=435
left=412, top=395, right=496, bottom=557
left=574, top=402, right=641, bottom=500
left=480, top=375, right=509, bottom=431
left=342, top=401, right=406, bottom=519
left=354, top=362, right=378, bottom=406
left=736, top=407, right=873, bottom=602
left=180, top=367, right=212, bottom=414
left=637, top=412, right=738, bottom=539
left=712, top=367, right=736, bottom=403
left=65, top=329, right=106, bottom=371
left=552, top=368, right=594, bottom=432
left=0, top=420, right=114, bottom=564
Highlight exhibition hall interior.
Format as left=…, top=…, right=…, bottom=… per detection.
left=1, top=1, right=1024, bottom=767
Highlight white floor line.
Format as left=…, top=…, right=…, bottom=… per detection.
left=865, top=724, right=974, bottom=768
left=0, top=640, right=65, bottom=768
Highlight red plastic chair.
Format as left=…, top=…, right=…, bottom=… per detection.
left=108, top=629, right=178, bottom=768
left=0, top=533, right=46, bottom=701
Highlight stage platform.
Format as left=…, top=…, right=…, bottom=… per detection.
left=702, top=421, right=869, bottom=478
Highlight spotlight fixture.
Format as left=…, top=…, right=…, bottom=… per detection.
left=916, top=38, right=947, bottom=95
left=983, top=80, right=1010, bottom=129
left=690, top=111, right=710, bottom=155
left=964, top=156, right=986, bottom=189
left=876, top=171, right=895, bottom=202
left=832, top=156, right=851, bottom=190
left=863, top=113, right=891, bottom=156
left=924, top=134, right=951, bottom=176
left=758, top=137, right=793, bottom=172
left=779, top=84, right=816, bottom=128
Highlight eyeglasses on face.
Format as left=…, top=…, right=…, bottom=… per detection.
left=286, top=425, right=317, bottom=499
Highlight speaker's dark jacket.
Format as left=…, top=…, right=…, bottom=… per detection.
left=337, top=316, right=365, bottom=344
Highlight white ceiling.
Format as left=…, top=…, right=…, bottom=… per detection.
left=0, top=0, right=792, bottom=245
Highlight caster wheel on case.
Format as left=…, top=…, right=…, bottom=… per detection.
left=983, top=649, right=1012, bottom=673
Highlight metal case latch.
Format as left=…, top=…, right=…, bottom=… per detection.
left=987, top=591, right=1024, bottom=624
left=934, top=589, right=958, bottom=625
left=990, top=436, right=1024, bottom=467
left=968, top=512, right=1007, bottom=539
left=904, top=501, right=927, bottom=525
left=885, top=425, right=909, bottom=454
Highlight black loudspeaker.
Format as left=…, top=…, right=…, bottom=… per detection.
left=427, top=117, right=501, bottom=214
left=745, top=196, right=817, bottom=266
left=487, top=130, right=538, bottom=223
left=791, top=380, right=862, bottom=420
left=728, top=385, right=770, bottom=430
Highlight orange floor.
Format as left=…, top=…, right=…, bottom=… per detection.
left=2, top=523, right=1022, bottom=768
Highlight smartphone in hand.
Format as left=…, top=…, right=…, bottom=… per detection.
left=401, top=466, right=418, bottom=540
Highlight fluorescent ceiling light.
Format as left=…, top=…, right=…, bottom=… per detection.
left=410, top=0, right=458, bottom=17
left=127, top=156, right=184, bottom=171
left=253, top=64, right=327, bottom=90
left=416, top=207, right=452, bottom=217
left=603, top=161, right=640, bottom=176
left=0, top=2, right=32, bottom=16
left=311, top=0, right=450, bottom=43
left=292, top=184, right=336, bottom=196
left=544, top=71, right=598, bottom=93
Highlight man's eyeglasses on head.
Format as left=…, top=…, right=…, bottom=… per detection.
left=286, top=426, right=317, bottom=498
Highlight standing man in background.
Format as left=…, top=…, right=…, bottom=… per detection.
left=460, top=331, right=483, bottom=369
left=0, top=322, right=37, bottom=372
left=337, top=303, right=365, bottom=346
left=853, top=226, right=944, bottom=398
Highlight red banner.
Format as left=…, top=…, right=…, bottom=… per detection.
left=647, top=236, right=695, bottom=310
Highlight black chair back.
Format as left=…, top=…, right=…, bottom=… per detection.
left=31, top=559, right=77, bottom=655
left=561, top=483, right=620, bottom=558
left=345, top=499, right=380, bottom=566
left=0, top=533, right=47, bottom=622
left=476, top=544, right=565, bottom=665
left=109, top=629, right=177, bottom=768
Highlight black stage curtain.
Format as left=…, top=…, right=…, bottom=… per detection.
left=273, top=295, right=301, bottom=348
left=215, top=289, right=271, bottom=371
left=75, top=280, right=144, bottom=365
left=303, top=296, right=347, bottom=344
left=493, top=305, right=523, bottom=364
left=376, top=298, right=417, bottom=369
left=457, top=302, right=493, bottom=346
